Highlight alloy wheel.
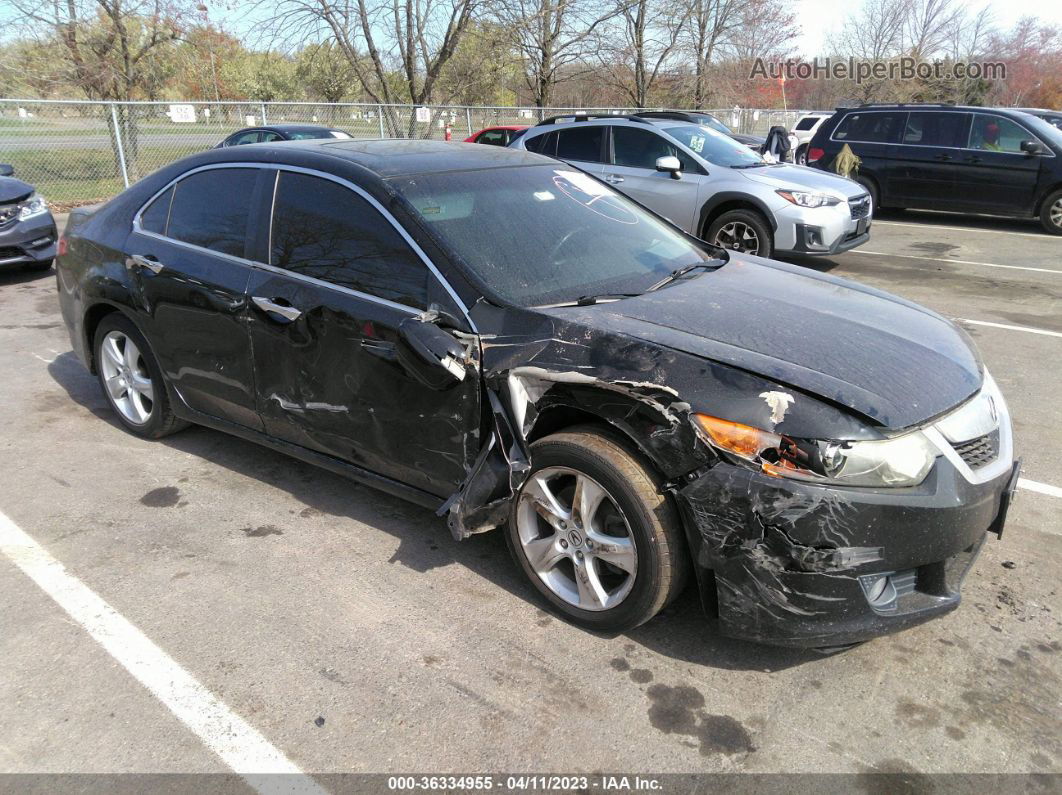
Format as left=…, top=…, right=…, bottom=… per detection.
left=515, top=467, right=638, bottom=611
left=715, top=221, right=761, bottom=254
left=1051, top=198, right=1062, bottom=229
left=99, top=330, right=154, bottom=425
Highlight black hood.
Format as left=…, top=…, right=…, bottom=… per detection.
left=0, top=177, right=34, bottom=204
left=553, top=256, right=982, bottom=430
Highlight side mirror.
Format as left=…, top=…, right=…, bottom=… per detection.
left=656, top=155, right=682, bottom=179
left=0, top=164, right=13, bottom=177
left=1020, top=140, right=1043, bottom=155
left=396, top=316, right=467, bottom=390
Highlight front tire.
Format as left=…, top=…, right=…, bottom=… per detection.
left=507, top=427, right=689, bottom=632
left=1039, top=189, right=1062, bottom=235
left=94, top=314, right=187, bottom=439
left=706, top=209, right=773, bottom=258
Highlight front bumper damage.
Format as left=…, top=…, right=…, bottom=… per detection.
left=674, top=459, right=1018, bottom=647
left=0, top=212, right=58, bottom=269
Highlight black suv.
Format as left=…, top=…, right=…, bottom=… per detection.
left=807, top=104, right=1062, bottom=234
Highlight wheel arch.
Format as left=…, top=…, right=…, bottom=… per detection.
left=1034, top=182, right=1062, bottom=216
left=698, top=193, right=777, bottom=239
left=83, top=301, right=133, bottom=374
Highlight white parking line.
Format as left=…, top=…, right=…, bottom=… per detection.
left=956, top=319, right=1062, bottom=339
left=874, top=220, right=1049, bottom=240
left=850, top=249, right=1062, bottom=275
left=0, top=509, right=324, bottom=794
left=1019, top=478, right=1062, bottom=499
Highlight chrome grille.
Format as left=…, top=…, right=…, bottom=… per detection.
left=849, top=196, right=871, bottom=220
left=952, top=431, right=999, bottom=470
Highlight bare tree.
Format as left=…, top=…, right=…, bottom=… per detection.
left=259, top=0, right=480, bottom=135
left=680, top=0, right=745, bottom=106
left=492, top=0, right=621, bottom=108
left=598, top=0, right=688, bottom=107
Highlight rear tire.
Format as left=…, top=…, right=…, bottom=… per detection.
left=507, top=427, right=689, bottom=632
left=1039, top=189, right=1062, bottom=235
left=94, top=314, right=187, bottom=439
left=795, top=145, right=808, bottom=166
left=705, top=209, right=773, bottom=258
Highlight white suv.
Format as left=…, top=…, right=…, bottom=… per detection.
left=790, top=112, right=834, bottom=164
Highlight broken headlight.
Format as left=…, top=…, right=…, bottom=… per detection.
left=775, top=189, right=841, bottom=208
left=18, top=193, right=49, bottom=221
left=692, top=414, right=937, bottom=487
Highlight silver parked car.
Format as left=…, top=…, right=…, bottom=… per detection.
left=510, top=112, right=871, bottom=259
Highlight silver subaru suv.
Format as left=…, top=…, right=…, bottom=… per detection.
left=509, top=111, right=871, bottom=258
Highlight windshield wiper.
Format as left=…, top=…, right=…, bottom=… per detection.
left=574, top=292, right=643, bottom=306
left=647, top=261, right=724, bottom=292
left=731, top=162, right=769, bottom=169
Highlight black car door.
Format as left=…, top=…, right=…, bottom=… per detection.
left=244, top=168, right=481, bottom=497
left=829, top=110, right=905, bottom=201
left=890, top=111, right=968, bottom=207
left=129, top=165, right=267, bottom=430
left=951, top=113, right=1044, bottom=214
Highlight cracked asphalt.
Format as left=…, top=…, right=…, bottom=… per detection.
left=0, top=209, right=1059, bottom=781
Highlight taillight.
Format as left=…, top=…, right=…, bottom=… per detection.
left=57, top=235, right=68, bottom=257
left=808, top=147, right=825, bottom=163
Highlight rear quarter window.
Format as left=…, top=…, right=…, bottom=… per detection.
left=166, top=168, right=259, bottom=258
left=834, top=112, right=906, bottom=144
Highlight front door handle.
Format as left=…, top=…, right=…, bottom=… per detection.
left=251, top=296, right=302, bottom=322
left=128, top=254, right=163, bottom=274
left=933, top=153, right=952, bottom=161
left=603, top=174, right=625, bottom=184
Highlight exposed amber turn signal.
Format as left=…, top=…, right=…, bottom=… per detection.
left=692, top=414, right=780, bottom=459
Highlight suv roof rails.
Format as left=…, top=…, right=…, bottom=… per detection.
left=855, top=102, right=956, bottom=108
left=534, top=113, right=650, bottom=127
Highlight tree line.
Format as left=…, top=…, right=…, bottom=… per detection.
left=1, top=0, right=1059, bottom=113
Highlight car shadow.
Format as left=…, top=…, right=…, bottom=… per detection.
left=47, top=349, right=820, bottom=673
left=0, top=264, right=54, bottom=285
left=873, top=208, right=1044, bottom=235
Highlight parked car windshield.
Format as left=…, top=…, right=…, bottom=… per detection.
left=1021, top=115, right=1062, bottom=148
left=287, top=129, right=351, bottom=140
left=663, top=125, right=764, bottom=167
left=391, top=165, right=722, bottom=307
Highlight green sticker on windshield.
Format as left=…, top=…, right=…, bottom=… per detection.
left=689, top=135, right=705, bottom=153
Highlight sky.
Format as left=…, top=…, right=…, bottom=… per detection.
left=792, top=0, right=1062, bottom=57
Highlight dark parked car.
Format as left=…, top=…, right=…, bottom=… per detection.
left=215, top=124, right=352, bottom=147
left=807, top=103, right=1062, bottom=234
left=57, top=140, right=1018, bottom=648
left=0, top=163, right=58, bottom=272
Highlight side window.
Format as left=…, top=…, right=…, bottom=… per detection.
left=139, top=186, right=173, bottom=234
left=478, top=130, right=506, bottom=146
left=270, top=172, right=428, bottom=309
left=555, top=126, right=605, bottom=162
left=793, top=116, right=820, bottom=131
left=260, top=131, right=284, bottom=143
left=968, top=113, right=1037, bottom=153
left=903, top=112, right=966, bottom=147
left=524, top=130, right=556, bottom=156
left=167, top=168, right=258, bottom=257
left=612, top=127, right=695, bottom=172
left=834, top=112, right=905, bottom=144
left=227, top=131, right=261, bottom=146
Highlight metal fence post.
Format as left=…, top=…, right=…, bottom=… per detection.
left=465, top=107, right=473, bottom=136
left=110, top=103, right=130, bottom=189
left=260, top=102, right=268, bottom=125
left=378, top=106, right=385, bottom=138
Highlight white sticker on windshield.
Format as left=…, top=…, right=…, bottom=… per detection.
left=689, top=135, right=705, bottom=153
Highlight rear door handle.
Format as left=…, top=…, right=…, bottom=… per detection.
left=964, top=156, right=982, bottom=164
left=251, top=296, right=302, bottom=322
left=128, top=254, right=163, bottom=274
left=933, top=153, right=952, bottom=161
left=603, top=174, right=624, bottom=184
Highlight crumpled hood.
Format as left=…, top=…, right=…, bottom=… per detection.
left=0, top=177, right=34, bottom=204
left=558, top=256, right=982, bottom=430
left=740, top=164, right=865, bottom=200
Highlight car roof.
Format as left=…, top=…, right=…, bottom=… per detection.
left=262, top=123, right=342, bottom=133
left=215, top=138, right=555, bottom=178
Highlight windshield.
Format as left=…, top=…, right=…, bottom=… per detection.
left=287, top=129, right=349, bottom=140
left=664, top=125, right=764, bottom=167
left=391, top=165, right=722, bottom=307
left=1022, top=115, right=1062, bottom=148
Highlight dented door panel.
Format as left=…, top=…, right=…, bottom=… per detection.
left=246, top=267, right=481, bottom=497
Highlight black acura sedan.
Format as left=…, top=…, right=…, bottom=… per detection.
left=56, top=140, right=1019, bottom=648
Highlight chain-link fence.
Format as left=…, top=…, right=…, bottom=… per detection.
left=0, top=99, right=818, bottom=205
